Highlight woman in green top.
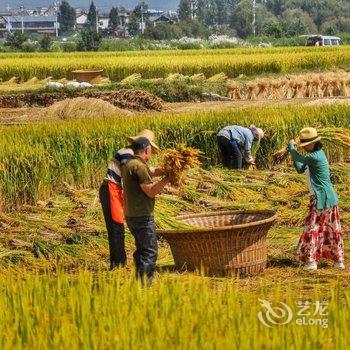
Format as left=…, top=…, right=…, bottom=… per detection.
left=288, top=127, right=345, bottom=271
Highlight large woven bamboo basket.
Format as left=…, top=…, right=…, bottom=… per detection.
left=71, top=69, right=104, bottom=83
left=157, top=210, right=278, bottom=277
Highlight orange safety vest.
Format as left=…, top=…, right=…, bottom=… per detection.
left=107, top=181, right=125, bottom=224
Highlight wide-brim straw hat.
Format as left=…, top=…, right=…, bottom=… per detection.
left=299, top=127, right=321, bottom=147
left=126, top=129, right=160, bottom=154
left=250, top=125, right=265, bottom=141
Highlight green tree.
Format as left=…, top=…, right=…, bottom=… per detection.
left=4, top=32, right=28, bottom=50
left=39, top=35, right=52, bottom=51
left=77, top=28, right=102, bottom=51
left=133, top=2, right=149, bottom=18
left=216, top=0, right=230, bottom=25
left=178, top=0, right=192, bottom=21
left=128, top=13, right=140, bottom=36
left=109, top=7, right=120, bottom=30
left=129, top=2, right=150, bottom=37
left=263, top=20, right=284, bottom=38
left=321, top=18, right=350, bottom=35
left=266, top=0, right=286, bottom=16
left=58, top=0, right=76, bottom=33
left=230, top=0, right=275, bottom=38
left=87, top=1, right=97, bottom=30
left=196, top=0, right=219, bottom=26
left=145, top=22, right=183, bottom=40
left=179, top=19, right=211, bottom=38
left=282, top=9, right=316, bottom=35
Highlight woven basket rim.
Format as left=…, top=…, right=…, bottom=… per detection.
left=157, top=210, right=278, bottom=235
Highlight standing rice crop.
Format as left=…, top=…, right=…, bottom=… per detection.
left=0, top=270, right=348, bottom=349
left=1, top=104, right=350, bottom=209
left=1, top=46, right=350, bottom=81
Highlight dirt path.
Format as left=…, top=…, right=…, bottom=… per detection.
left=1, top=97, right=350, bottom=125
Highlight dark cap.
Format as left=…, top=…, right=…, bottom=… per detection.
left=131, top=137, right=151, bottom=152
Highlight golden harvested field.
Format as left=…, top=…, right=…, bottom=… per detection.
left=0, top=48, right=349, bottom=349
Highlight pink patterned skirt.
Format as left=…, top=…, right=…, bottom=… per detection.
left=297, top=197, right=345, bottom=263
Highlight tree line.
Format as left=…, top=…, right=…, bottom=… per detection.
left=58, top=0, right=350, bottom=40
left=177, top=0, right=350, bottom=38
left=7, top=0, right=348, bottom=52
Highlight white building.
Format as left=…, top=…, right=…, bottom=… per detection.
left=98, top=15, right=109, bottom=30
left=75, top=13, right=87, bottom=30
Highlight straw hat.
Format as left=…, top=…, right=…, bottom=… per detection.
left=127, top=129, right=160, bottom=153
left=250, top=125, right=265, bottom=141
left=299, top=127, right=321, bottom=147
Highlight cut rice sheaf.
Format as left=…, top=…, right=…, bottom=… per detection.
left=162, top=144, right=202, bottom=187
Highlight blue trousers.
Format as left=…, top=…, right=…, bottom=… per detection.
left=217, top=136, right=243, bottom=169
left=126, top=216, right=158, bottom=283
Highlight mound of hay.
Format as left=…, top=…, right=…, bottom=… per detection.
left=40, top=97, right=131, bottom=120
left=106, top=89, right=164, bottom=112
left=0, top=89, right=164, bottom=111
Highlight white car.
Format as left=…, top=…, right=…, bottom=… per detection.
left=304, top=35, right=342, bottom=46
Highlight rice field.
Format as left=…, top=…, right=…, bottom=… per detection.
left=0, top=165, right=349, bottom=348
left=0, top=46, right=350, bottom=81
left=1, top=47, right=350, bottom=349
left=1, top=104, right=350, bottom=209
left=0, top=270, right=348, bottom=349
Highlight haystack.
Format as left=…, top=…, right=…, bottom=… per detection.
left=39, top=97, right=131, bottom=120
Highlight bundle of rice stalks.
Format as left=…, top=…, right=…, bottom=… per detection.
left=164, top=73, right=186, bottom=82
left=3, top=77, right=20, bottom=85
left=227, top=80, right=243, bottom=99
left=23, top=77, right=40, bottom=85
left=40, top=77, right=53, bottom=84
left=270, top=80, right=283, bottom=99
left=256, top=80, right=270, bottom=99
left=190, top=73, right=206, bottom=81
left=162, top=144, right=201, bottom=187
left=99, top=77, right=112, bottom=85
left=39, top=97, right=131, bottom=120
left=246, top=82, right=258, bottom=100
left=58, top=78, right=69, bottom=84
left=273, top=127, right=350, bottom=164
left=121, top=73, right=142, bottom=84
left=207, top=72, right=228, bottom=83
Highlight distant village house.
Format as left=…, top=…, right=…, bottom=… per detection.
left=0, top=15, right=58, bottom=37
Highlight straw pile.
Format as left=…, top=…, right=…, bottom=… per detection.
left=162, top=144, right=201, bottom=187
left=227, top=71, right=350, bottom=100
left=39, top=97, right=131, bottom=120
left=0, top=89, right=164, bottom=111
left=273, top=127, right=350, bottom=163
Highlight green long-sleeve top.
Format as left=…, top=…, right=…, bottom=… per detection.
left=288, top=143, right=339, bottom=210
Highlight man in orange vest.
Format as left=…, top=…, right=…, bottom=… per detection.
left=99, top=148, right=134, bottom=270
